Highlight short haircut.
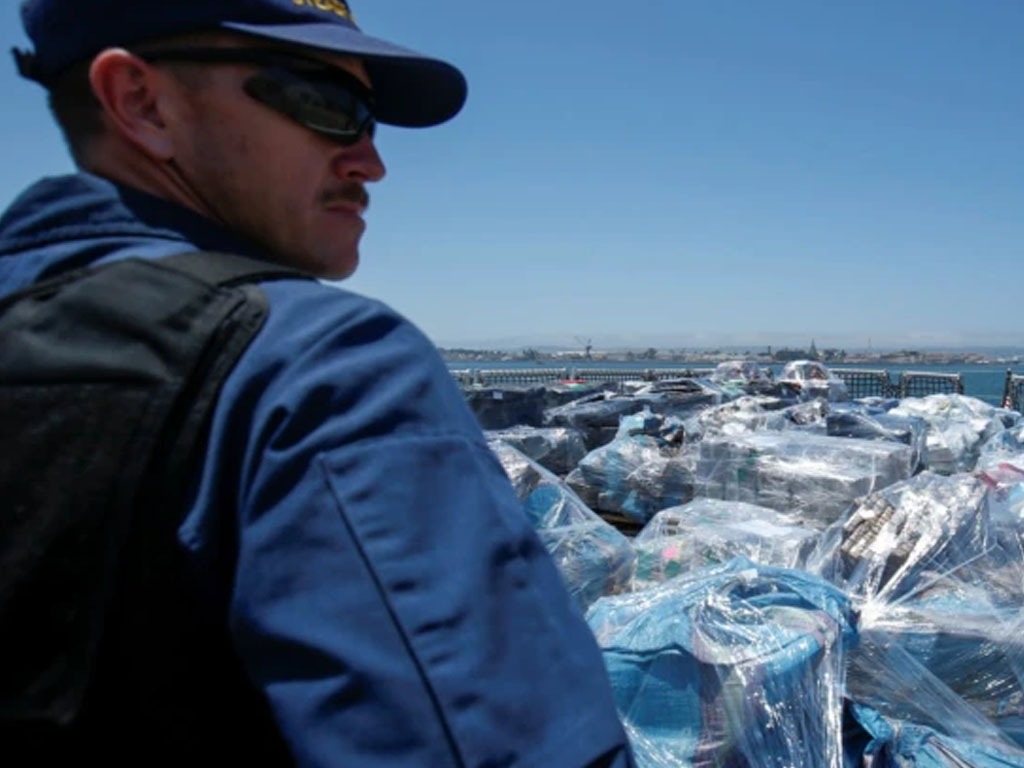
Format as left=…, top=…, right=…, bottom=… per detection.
left=44, top=30, right=235, bottom=165
left=47, top=60, right=104, bottom=163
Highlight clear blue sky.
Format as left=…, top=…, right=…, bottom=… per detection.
left=3, top=1, right=1023, bottom=351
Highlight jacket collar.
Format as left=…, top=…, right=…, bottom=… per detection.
left=0, top=172, right=269, bottom=260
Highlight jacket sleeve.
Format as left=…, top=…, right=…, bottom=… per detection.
left=188, top=281, right=634, bottom=768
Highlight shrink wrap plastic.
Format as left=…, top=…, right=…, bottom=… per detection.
left=586, top=558, right=855, bottom=768
left=810, top=473, right=1004, bottom=603
left=778, top=360, right=850, bottom=402
left=686, top=396, right=828, bottom=441
left=487, top=439, right=635, bottom=609
left=464, top=385, right=549, bottom=429
left=687, top=396, right=787, bottom=439
left=850, top=588, right=1024, bottom=744
left=981, top=463, right=1024, bottom=545
left=890, top=394, right=1007, bottom=475
left=850, top=397, right=902, bottom=412
left=810, top=473, right=1024, bottom=747
left=708, top=361, right=788, bottom=397
left=544, top=392, right=648, bottom=450
left=630, top=380, right=722, bottom=420
left=695, top=432, right=915, bottom=528
left=544, top=382, right=722, bottom=451
left=615, top=408, right=686, bottom=444
left=631, top=499, right=820, bottom=589
left=565, top=417, right=696, bottom=524
left=825, top=410, right=928, bottom=473
left=979, top=424, right=1024, bottom=473
left=484, top=425, right=587, bottom=476
left=710, top=360, right=770, bottom=384
left=849, top=702, right=1024, bottom=767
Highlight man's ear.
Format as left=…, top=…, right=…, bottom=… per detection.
left=88, top=48, right=176, bottom=160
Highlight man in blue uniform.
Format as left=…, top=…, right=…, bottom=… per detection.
left=2, top=1, right=634, bottom=765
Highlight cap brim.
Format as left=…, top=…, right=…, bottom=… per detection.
left=222, top=21, right=466, bottom=128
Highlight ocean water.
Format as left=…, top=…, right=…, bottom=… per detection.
left=447, top=360, right=1024, bottom=408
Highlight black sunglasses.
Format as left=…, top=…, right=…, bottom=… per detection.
left=137, top=47, right=377, bottom=146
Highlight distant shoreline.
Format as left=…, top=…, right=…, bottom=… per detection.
left=439, top=350, right=1024, bottom=367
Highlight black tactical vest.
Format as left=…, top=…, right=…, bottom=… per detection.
left=0, top=252, right=309, bottom=765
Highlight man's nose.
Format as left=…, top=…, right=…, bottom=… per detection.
left=332, top=133, right=386, bottom=183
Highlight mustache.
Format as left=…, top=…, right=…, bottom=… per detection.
left=320, top=183, right=370, bottom=211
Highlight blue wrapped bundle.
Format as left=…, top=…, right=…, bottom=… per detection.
left=587, top=558, right=855, bottom=768
left=849, top=703, right=1024, bottom=767
left=488, top=439, right=635, bottom=609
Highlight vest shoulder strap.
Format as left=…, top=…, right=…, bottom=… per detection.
left=0, top=251, right=307, bottom=735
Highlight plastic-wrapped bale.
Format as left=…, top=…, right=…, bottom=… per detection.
left=845, top=397, right=902, bottom=414
left=615, top=408, right=686, bottom=442
left=687, top=396, right=781, bottom=439
left=978, top=424, right=1024, bottom=473
left=487, top=439, right=635, bottom=609
left=631, top=499, right=820, bottom=590
left=565, top=433, right=696, bottom=525
left=782, top=399, right=831, bottom=430
left=485, top=425, right=587, bottom=476
left=826, top=410, right=928, bottom=473
left=685, top=396, right=819, bottom=440
left=710, top=360, right=771, bottom=386
left=995, top=408, right=1022, bottom=430
left=543, top=392, right=648, bottom=450
left=629, top=379, right=723, bottom=420
left=778, top=359, right=850, bottom=402
left=540, top=381, right=613, bottom=409
left=463, top=385, right=550, bottom=429
left=847, top=702, right=1024, bottom=768
left=586, top=558, right=856, bottom=768
left=705, top=364, right=803, bottom=401
left=890, top=394, right=1007, bottom=475
left=981, top=463, right=1024, bottom=551
left=850, top=586, right=1024, bottom=747
left=809, top=473, right=1024, bottom=744
left=808, top=473, right=1009, bottom=603
left=696, top=432, right=915, bottom=529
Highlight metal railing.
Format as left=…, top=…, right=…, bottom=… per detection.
left=472, top=368, right=570, bottom=385
left=830, top=368, right=894, bottom=399
left=455, top=367, right=718, bottom=386
left=647, top=367, right=716, bottom=381
left=453, top=365, right=981, bottom=402
left=898, top=371, right=964, bottom=398
left=564, top=367, right=650, bottom=383
left=571, top=367, right=715, bottom=383
left=1003, top=370, right=1024, bottom=411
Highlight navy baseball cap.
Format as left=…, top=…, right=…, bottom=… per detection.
left=15, top=0, right=467, bottom=127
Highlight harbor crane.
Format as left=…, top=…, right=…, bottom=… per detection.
left=574, top=336, right=593, bottom=360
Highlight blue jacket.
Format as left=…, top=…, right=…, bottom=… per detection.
left=0, top=173, right=633, bottom=768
